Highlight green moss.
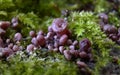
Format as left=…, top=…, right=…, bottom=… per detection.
left=0, top=0, right=120, bottom=75
left=94, top=0, right=111, bottom=13
left=68, top=11, right=115, bottom=75
left=108, top=12, right=120, bottom=28
left=0, top=50, right=77, bottom=75
left=68, top=11, right=106, bottom=41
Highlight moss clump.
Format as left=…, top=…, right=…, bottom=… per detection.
left=108, top=12, right=120, bottom=28
left=0, top=50, right=77, bottom=75
left=68, top=11, right=115, bottom=75
left=0, top=0, right=120, bottom=75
